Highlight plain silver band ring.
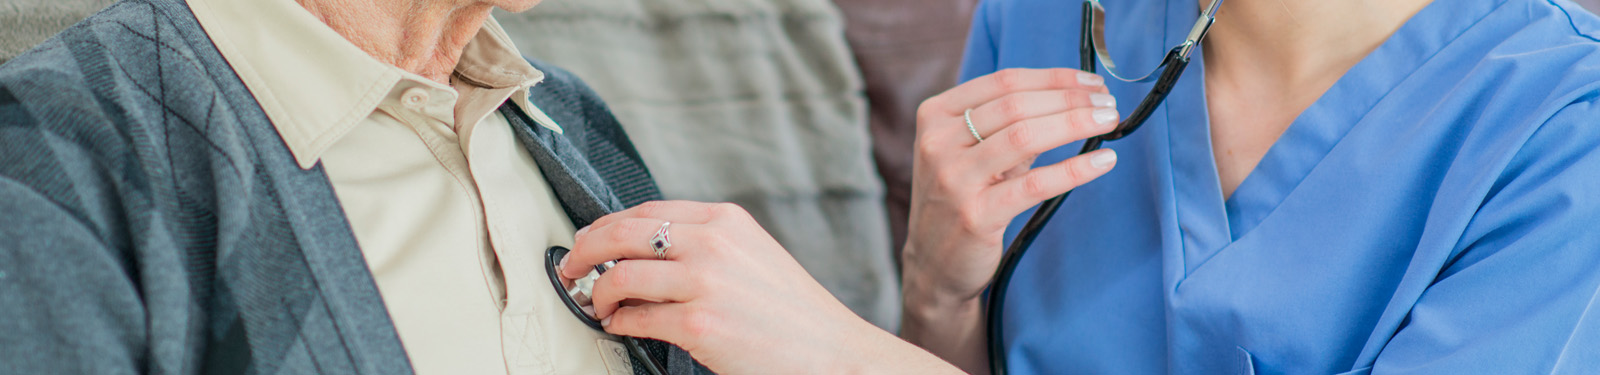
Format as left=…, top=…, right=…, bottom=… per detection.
left=964, top=108, right=985, bottom=143
left=650, top=222, right=673, bottom=259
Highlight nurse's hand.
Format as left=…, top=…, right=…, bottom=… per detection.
left=902, top=68, right=1119, bottom=372
left=560, top=201, right=961, bottom=374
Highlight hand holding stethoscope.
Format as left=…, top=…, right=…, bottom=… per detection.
left=551, top=66, right=1125, bottom=373
left=903, top=66, right=1122, bottom=308
left=552, top=201, right=931, bottom=374
left=549, top=0, right=1221, bottom=372
left=900, top=67, right=1124, bottom=373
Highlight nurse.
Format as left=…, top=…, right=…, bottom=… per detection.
left=560, top=0, right=1600, bottom=373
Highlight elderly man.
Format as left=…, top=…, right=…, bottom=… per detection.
left=0, top=0, right=701, bottom=374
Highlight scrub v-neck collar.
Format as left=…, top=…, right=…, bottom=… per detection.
left=1156, top=0, right=1509, bottom=274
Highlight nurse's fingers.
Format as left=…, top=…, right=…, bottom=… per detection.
left=962, top=89, right=1117, bottom=142
left=602, top=303, right=710, bottom=349
left=920, top=68, right=1108, bottom=120
left=579, top=200, right=720, bottom=237
left=564, top=219, right=710, bottom=279
left=985, top=148, right=1118, bottom=215
left=589, top=260, right=697, bottom=319
left=966, top=107, right=1120, bottom=174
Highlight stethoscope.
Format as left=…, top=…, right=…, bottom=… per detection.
left=544, top=246, right=668, bottom=375
left=531, top=2, right=1223, bottom=373
left=984, top=1, right=1225, bottom=374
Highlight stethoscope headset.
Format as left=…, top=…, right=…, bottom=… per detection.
left=985, top=1, right=1225, bottom=374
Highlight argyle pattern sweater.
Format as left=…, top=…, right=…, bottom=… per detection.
left=0, top=0, right=701, bottom=373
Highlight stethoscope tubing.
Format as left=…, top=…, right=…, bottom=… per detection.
left=984, top=3, right=1198, bottom=373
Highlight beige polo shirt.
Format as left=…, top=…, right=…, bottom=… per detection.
left=187, top=0, right=634, bottom=374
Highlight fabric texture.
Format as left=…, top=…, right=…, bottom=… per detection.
left=494, top=0, right=901, bottom=329
left=0, top=0, right=693, bottom=373
left=967, top=0, right=1600, bottom=373
left=833, top=0, right=979, bottom=258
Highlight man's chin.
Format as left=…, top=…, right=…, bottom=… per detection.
left=493, top=0, right=544, bottom=13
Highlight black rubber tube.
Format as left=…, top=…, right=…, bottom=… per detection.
left=984, top=44, right=1192, bottom=375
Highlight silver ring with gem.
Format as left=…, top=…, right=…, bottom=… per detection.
left=650, top=222, right=673, bottom=259
left=964, top=108, right=984, bottom=143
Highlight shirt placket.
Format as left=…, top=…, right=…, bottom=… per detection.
left=462, top=87, right=555, bottom=375
left=393, top=83, right=542, bottom=374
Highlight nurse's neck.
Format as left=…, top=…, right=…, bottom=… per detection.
left=1200, top=0, right=1433, bottom=91
left=1198, top=0, right=1433, bottom=199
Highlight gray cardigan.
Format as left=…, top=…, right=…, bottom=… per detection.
left=0, top=0, right=698, bottom=373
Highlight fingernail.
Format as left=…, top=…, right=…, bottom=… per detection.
left=1078, top=72, right=1105, bottom=86
left=1090, top=93, right=1116, bottom=108
left=575, top=225, right=591, bottom=238
left=581, top=305, right=596, bottom=318
left=1090, top=149, right=1118, bottom=169
left=601, top=316, right=613, bottom=327
left=557, top=254, right=569, bottom=270
left=1092, top=108, right=1119, bottom=126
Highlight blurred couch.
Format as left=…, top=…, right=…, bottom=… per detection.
left=494, top=0, right=901, bottom=328
left=835, top=0, right=980, bottom=262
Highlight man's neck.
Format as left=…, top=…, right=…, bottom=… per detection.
left=1200, top=0, right=1433, bottom=89
left=295, top=0, right=497, bottom=84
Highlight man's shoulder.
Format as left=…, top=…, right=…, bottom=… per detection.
left=1, top=0, right=204, bottom=72
left=524, top=58, right=612, bottom=121
left=527, top=59, right=587, bottom=93
left=0, top=0, right=274, bottom=225
left=521, top=57, right=629, bottom=146
left=0, top=0, right=230, bottom=134
left=518, top=57, right=662, bottom=206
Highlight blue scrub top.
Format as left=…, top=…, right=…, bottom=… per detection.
left=966, top=0, right=1600, bottom=373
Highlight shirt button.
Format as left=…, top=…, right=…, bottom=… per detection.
left=401, top=88, right=430, bottom=109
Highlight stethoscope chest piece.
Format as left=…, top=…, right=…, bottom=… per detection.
left=544, top=246, right=666, bottom=375
left=545, top=246, right=612, bottom=330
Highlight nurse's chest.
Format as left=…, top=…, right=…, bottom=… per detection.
left=1160, top=173, right=1431, bottom=373
left=1150, top=125, right=1455, bottom=373
left=1147, top=73, right=1457, bottom=372
left=1202, top=71, right=1339, bottom=199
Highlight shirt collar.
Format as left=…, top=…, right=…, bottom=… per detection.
left=187, top=0, right=562, bottom=169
